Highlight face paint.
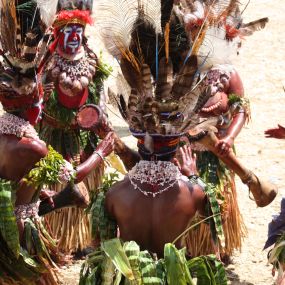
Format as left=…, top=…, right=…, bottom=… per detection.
left=58, top=24, right=84, bottom=54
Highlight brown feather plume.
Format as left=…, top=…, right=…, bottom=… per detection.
left=241, top=17, right=269, bottom=34
left=0, top=0, right=19, bottom=57
left=171, top=55, right=198, bottom=100
left=141, top=64, right=153, bottom=98
left=155, top=57, right=173, bottom=101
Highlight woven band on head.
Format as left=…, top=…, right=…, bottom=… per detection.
left=137, top=136, right=180, bottom=156
left=53, top=10, right=93, bottom=29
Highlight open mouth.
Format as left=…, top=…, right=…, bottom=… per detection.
left=67, top=42, right=79, bottom=48
left=201, top=98, right=222, bottom=113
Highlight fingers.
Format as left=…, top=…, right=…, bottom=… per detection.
left=40, top=190, right=55, bottom=208
left=215, top=141, right=230, bottom=157
left=172, top=158, right=181, bottom=170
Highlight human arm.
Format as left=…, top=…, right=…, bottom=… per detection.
left=215, top=111, right=246, bottom=156
left=113, top=133, right=141, bottom=171
left=75, top=132, right=115, bottom=183
left=173, top=145, right=207, bottom=216
left=215, top=70, right=247, bottom=156
left=265, top=125, right=285, bottom=139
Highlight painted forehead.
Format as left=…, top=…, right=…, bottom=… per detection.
left=61, top=24, right=84, bottom=32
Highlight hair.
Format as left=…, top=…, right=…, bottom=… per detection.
left=137, top=142, right=178, bottom=162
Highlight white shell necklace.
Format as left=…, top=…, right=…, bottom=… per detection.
left=128, top=160, right=182, bottom=197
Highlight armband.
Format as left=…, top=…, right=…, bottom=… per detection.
left=188, top=175, right=206, bottom=189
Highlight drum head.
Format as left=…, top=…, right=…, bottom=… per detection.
left=76, top=104, right=102, bottom=130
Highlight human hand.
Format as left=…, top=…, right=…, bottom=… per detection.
left=94, top=113, right=114, bottom=139
left=95, top=132, right=115, bottom=158
left=215, top=136, right=234, bottom=157
left=39, top=189, right=56, bottom=208
left=43, top=82, right=55, bottom=102
left=173, top=145, right=197, bottom=177
left=265, top=125, right=285, bottom=139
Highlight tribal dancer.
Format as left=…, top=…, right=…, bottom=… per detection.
left=172, top=0, right=274, bottom=259
left=38, top=0, right=113, bottom=253
left=79, top=1, right=228, bottom=283
left=0, top=1, right=114, bottom=283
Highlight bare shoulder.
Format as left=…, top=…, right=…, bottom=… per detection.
left=229, top=69, right=244, bottom=97
left=105, top=177, right=129, bottom=215
left=105, top=177, right=129, bottom=202
left=179, top=179, right=207, bottom=215
left=18, top=137, right=48, bottom=158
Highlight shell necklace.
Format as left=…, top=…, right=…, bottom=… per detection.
left=128, top=160, right=182, bottom=197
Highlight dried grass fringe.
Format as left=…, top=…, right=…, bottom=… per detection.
left=44, top=163, right=104, bottom=254
left=186, top=172, right=247, bottom=257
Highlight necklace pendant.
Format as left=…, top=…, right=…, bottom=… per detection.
left=152, top=193, right=156, bottom=198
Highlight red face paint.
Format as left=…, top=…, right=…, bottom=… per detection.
left=58, top=24, right=84, bottom=54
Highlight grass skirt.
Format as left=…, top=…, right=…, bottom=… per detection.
left=44, top=164, right=104, bottom=253
left=186, top=151, right=247, bottom=257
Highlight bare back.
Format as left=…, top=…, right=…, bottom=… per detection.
left=0, top=134, right=47, bottom=182
left=106, top=176, right=206, bottom=257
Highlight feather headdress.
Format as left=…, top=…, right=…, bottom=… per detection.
left=96, top=0, right=268, bottom=153
left=0, top=0, right=51, bottom=124
left=95, top=0, right=217, bottom=141
left=174, top=0, right=269, bottom=68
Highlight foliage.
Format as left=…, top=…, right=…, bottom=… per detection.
left=0, top=180, right=56, bottom=284
left=88, top=172, right=120, bottom=241
left=0, top=179, right=20, bottom=257
left=24, top=146, right=73, bottom=188
left=188, top=255, right=227, bottom=285
left=268, top=233, right=285, bottom=269
left=100, top=172, right=120, bottom=193
left=79, top=238, right=227, bottom=285
left=44, top=90, right=77, bottom=125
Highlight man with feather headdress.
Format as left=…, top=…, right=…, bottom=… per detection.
left=170, top=0, right=277, bottom=260
left=35, top=0, right=116, bottom=255
left=77, top=1, right=231, bottom=283
left=0, top=0, right=115, bottom=283
left=90, top=0, right=277, bottom=266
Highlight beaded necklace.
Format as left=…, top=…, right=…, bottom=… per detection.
left=128, top=160, right=182, bottom=198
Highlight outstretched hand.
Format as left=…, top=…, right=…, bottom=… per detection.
left=173, top=145, right=197, bottom=177
left=265, top=125, right=285, bottom=139
left=95, top=132, right=115, bottom=158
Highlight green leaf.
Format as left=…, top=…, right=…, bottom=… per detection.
left=101, top=238, right=135, bottom=280
left=0, top=184, right=20, bottom=257
left=164, top=243, right=193, bottom=285
left=124, top=241, right=142, bottom=284
left=188, top=257, right=213, bottom=285
left=138, top=251, right=162, bottom=285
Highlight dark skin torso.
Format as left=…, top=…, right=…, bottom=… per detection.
left=0, top=135, right=48, bottom=182
left=0, top=134, right=48, bottom=204
left=106, top=176, right=206, bottom=257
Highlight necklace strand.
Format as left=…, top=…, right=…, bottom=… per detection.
left=128, top=160, right=182, bottom=198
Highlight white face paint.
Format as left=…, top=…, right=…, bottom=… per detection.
left=61, top=25, right=84, bottom=54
